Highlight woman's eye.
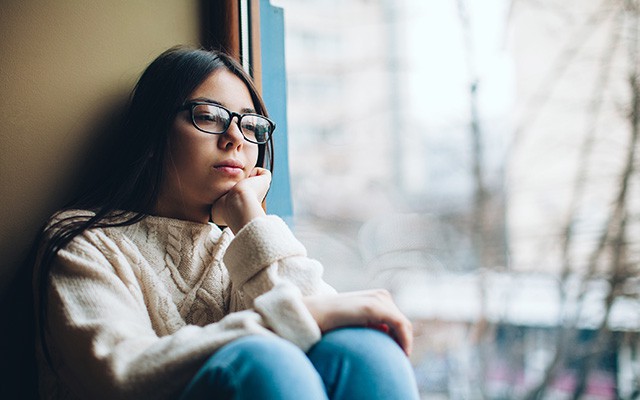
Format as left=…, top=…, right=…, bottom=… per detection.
left=195, top=113, right=213, bottom=121
left=195, top=113, right=224, bottom=123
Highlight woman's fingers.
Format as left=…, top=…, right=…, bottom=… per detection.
left=303, top=290, right=413, bottom=356
left=365, top=289, right=413, bottom=355
left=249, top=167, right=270, bottom=178
left=241, top=167, right=271, bottom=202
left=349, top=289, right=413, bottom=355
left=389, top=311, right=413, bottom=356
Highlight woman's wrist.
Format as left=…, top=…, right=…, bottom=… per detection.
left=302, top=296, right=325, bottom=332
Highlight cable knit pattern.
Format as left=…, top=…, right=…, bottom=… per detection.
left=36, top=210, right=335, bottom=400
left=224, top=216, right=307, bottom=287
left=164, top=224, right=187, bottom=293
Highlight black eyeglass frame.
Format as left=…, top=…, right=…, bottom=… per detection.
left=179, top=101, right=276, bottom=145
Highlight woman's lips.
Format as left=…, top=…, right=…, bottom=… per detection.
left=214, top=165, right=244, bottom=175
left=213, top=159, right=244, bottom=175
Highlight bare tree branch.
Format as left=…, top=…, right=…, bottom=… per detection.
left=512, top=0, right=618, bottom=145
left=559, top=8, right=623, bottom=282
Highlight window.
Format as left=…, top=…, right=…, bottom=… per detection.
left=273, top=0, right=640, bottom=398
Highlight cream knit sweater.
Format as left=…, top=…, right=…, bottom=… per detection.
left=38, top=211, right=336, bottom=400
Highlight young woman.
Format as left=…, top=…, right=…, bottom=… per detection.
left=34, top=46, right=419, bottom=400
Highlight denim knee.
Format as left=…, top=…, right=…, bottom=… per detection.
left=307, top=327, right=420, bottom=400
left=181, top=335, right=327, bottom=400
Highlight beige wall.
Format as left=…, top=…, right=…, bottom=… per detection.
left=0, top=1, right=201, bottom=296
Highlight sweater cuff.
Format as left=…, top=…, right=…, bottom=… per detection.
left=253, top=284, right=322, bottom=352
left=224, top=216, right=306, bottom=287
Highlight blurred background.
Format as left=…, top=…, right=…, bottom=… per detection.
left=0, top=0, right=638, bottom=398
left=274, top=0, right=639, bottom=398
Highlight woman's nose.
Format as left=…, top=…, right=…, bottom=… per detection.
left=218, top=117, right=244, bottom=149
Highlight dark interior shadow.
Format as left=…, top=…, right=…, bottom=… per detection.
left=0, top=97, right=130, bottom=399
left=66, top=97, right=132, bottom=207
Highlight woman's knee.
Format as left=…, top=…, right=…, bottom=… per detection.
left=307, top=327, right=419, bottom=400
left=203, top=335, right=316, bottom=382
left=313, top=327, right=408, bottom=367
left=182, top=335, right=326, bottom=400
left=222, top=334, right=303, bottom=366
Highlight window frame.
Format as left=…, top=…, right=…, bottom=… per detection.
left=201, top=0, right=293, bottom=220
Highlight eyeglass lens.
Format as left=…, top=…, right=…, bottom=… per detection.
left=192, top=104, right=271, bottom=143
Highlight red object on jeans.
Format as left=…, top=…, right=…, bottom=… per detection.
left=368, top=323, right=390, bottom=333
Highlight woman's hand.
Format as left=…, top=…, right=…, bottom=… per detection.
left=210, top=167, right=271, bottom=233
left=303, top=289, right=413, bottom=356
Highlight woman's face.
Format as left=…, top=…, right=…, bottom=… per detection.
left=155, top=69, right=260, bottom=222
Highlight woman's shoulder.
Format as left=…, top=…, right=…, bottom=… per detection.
left=46, top=209, right=142, bottom=231
left=44, top=209, right=96, bottom=235
left=44, top=208, right=226, bottom=252
left=42, top=209, right=144, bottom=256
left=36, top=209, right=105, bottom=264
left=48, top=208, right=96, bottom=225
left=43, top=209, right=134, bottom=243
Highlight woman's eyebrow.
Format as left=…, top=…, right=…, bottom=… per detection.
left=191, top=97, right=256, bottom=114
left=192, top=97, right=222, bottom=105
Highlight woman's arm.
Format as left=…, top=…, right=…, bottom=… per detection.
left=213, top=168, right=411, bottom=355
left=221, top=215, right=333, bottom=350
left=42, top=232, right=287, bottom=400
left=212, top=167, right=335, bottom=297
left=223, top=222, right=412, bottom=355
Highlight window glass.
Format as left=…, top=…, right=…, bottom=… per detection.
left=273, top=0, right=640, bottom=398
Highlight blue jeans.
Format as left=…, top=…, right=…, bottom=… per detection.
left=180, top=327, right=420, bottom=400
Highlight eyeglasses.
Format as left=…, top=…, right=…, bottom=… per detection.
left=180, top=101, right=275, bottom=144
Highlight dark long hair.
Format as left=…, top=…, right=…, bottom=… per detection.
left=34, top=46, right=274, bottom=367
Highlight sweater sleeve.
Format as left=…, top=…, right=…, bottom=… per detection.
left=223, top=216, right=337, bottom=351
left=43, top=230, right=280, bottom=400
